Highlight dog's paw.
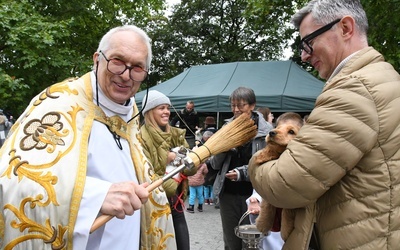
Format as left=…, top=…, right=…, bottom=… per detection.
left=255, top=217, right=270, bottom=235
left=254, top=149, right=269, bottom=164
left=281, top=208, right=296, bottom=241
left=255, top=200, right=276, bottom=234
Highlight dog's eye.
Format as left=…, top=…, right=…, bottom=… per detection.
left=288, top=130, right=295, bottom=135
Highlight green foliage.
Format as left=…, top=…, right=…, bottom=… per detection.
left=0, top=0, right=164, bottom=117
left=362, top=0, right=400, bottom=72
left=0, top=69, right=29, bottom=115
left=149, top=0, right=299, bottom=84
left=0, top=0, right=398, bottom=116
left=0, top=0, right=72, bottom=115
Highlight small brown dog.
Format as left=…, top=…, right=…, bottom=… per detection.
left=253, top=114, right=303, bottom=240
left=254, top=121, right=300, bottom=165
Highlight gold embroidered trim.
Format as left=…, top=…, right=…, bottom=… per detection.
left=1, top=78, right=83, bottom=249
left=93, top=107, right=129, bottom=140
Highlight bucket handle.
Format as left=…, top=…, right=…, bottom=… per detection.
left=238, top=210, right=252, bottom=227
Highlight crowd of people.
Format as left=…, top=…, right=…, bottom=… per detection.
left=0, top=109, right=13, bottom=147
left=1, top=0, right=399, bottom=249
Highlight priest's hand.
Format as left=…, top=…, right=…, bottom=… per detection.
left=101, top=181, right=149, bottom=219
left=167, top=151, right=176, bottom=165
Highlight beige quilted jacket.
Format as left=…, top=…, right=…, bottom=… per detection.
left=249, top=47, right=400, bottom=249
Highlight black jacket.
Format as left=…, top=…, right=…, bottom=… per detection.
left=170, top=108, right=199, bottom=136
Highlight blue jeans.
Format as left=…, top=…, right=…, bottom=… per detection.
left=188, top=185, right=204, bottom=205
left=204, top=185, right=214, bottom=200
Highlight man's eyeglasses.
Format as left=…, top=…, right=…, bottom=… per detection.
left=298, top=18, right=341, bottom=55
left=99, top=51, right=148, bottom=81
left=230, top=103, right=248, bottom=109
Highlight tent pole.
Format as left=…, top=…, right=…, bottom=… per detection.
left=217, top=112, right=220, bottom=128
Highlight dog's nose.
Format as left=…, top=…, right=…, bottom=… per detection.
left=269, top=131, right=276, bottom=137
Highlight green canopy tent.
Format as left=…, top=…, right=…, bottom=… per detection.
left=135, top=60, right=324, bottom=124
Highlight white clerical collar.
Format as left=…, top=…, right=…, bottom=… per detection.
left=90, top=71, right=135, bottom=121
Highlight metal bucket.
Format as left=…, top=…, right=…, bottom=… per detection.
left=234, top=211, right=265, bottom=250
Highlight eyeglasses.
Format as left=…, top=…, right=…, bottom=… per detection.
left=230, top=103, right=248, bottom=109
left=298, top=19, right=341, bottom=55
left=99, top=51, right=148, bottom=81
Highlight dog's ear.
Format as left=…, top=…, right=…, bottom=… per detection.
left=255, top=146, right=282, bottom=164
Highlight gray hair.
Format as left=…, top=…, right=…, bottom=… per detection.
left=291, top=0, right=368, bottom=38
left=229, top=87, right=256, bottom=105
left=96, top=25, right=152, bottom=70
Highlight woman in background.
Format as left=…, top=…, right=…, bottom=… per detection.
left=140, top=90, right=196, bottom=250
left=257, top=107, right=274, bottom=127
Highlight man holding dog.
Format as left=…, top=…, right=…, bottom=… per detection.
left=249, top=0, right=400, bottom=249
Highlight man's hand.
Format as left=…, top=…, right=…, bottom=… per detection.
left=100, top=182, right=149, bottom=219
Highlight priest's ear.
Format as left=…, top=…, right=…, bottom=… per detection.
left=93, top=52, right=101, bottom=64
left=92, top=53, right=100, bottom=70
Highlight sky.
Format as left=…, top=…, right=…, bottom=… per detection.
left=165, top=0, right=181, bottom=15
left=166, top=0, right=181, bottom=6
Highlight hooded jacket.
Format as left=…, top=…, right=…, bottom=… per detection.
left=140, top=124, right=196, bottom=200
left=249, top=47, right=400, bottom=249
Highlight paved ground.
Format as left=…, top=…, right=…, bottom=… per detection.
left=185, top=202, right=224, bottom=250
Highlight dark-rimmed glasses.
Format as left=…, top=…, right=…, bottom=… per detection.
left=99, top=51, right=148, bottom=81
left=231, top=103, right=248, bottom=109
left=298, top=19, right=341, bottom=55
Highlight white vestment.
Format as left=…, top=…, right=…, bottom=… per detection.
left=73, top=72, right=141, bottom=249
left=0, top=72, right=176, bottom=250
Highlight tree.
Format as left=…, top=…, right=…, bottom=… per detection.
left=0, top=0, right=165, bottom=116
left=1, top=0, right=398, bottom=116
left=362, top=0, right=400, bottom=72
left=149, top=0, right=301, bottom=84
left=0, top=69, right=29, bottom=116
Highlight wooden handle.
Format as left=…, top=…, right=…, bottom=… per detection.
left=90, top=114, right=256, bottom=233
left=90, top=215, right=113, bottom=233
left=89, top=178, right=164, bottom=233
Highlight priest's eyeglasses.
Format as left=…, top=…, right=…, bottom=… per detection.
left=298, top=18, right=341, bottom=55
left=99, top=51, right=148, bottom=82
